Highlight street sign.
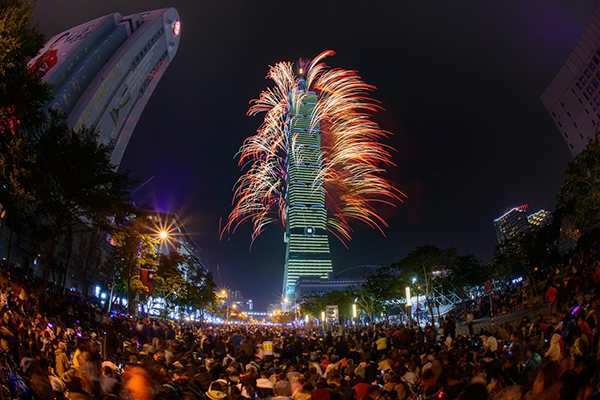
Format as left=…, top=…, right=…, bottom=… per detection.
left=326, top=305, right=339, bottom=324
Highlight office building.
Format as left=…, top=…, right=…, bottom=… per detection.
left=528, top=209, right=553, bottom=228
left=294, top=265, right=378, bottom=300
left=494, top=205, right=552, bottom=243
left=282, top=78, right=333, bottom=301
left=29, top=8, right=181, bottom=167
left=541, top=1, right=600, bottom=155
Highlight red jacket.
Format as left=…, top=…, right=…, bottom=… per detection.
left=545, top=287, right=558, bottom=303
left=312, top=388, right=331, bottom=400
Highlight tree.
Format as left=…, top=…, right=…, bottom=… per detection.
left=151, top=251, right=187, bottom=317
left=397, top=245, right=457, bottom=328
left=105, top=216, right=158, bottom=315
left=0, top=0, right=50, bottom=136
left=33, top=122, right=138, bottom=288
left=353, top=268, right=388, bottom=324
left=178, top=256, right=218, bottom=321
left=356, top=265, right=408, bottom=323
left=557, top=136, right=600, bottom=233
left=299, top=290, right=355, bottom=323
left=491, top=222, right=560, bottom=282
left=447, top=254, right=483, bottom=320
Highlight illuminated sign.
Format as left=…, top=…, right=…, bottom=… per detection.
left=173, top=20, right=181, bottom=36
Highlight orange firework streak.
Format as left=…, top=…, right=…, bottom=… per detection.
left=225, top=50, right=406, bottom=245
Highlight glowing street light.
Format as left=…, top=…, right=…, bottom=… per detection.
left=159, top=230, right=168, bottom=239
left=321, top=311, right=325, bottom=322
left=352, top=303, right=357, bottom=319
left=406, top=286, right=413, bottom=327
left=232, top=303, right=237, bottom=309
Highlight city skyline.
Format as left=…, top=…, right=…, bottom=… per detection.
left=30, top=0, right=591, bottom=309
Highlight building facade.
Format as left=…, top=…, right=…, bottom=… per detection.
left=541, top=1, right=600, bottom=155
left=29, top=8, right=181, bottom=167
left=528, top=209, right=553, bottom=228
left=282, top=80, right=333, bottom=301
left=293, top=266, right=378, bottom=300
left=494, top=205, right=552, bottom=243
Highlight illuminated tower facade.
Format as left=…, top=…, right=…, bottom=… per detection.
left=29, top=8, right=181, bottom=168
left=282, top=79, right=333, bottom=301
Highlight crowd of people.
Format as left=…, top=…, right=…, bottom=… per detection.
left=1, top=243, right=600, bottom=400
left=0, top=277, right=598, bottom=400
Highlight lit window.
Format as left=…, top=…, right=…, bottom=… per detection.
left=586, top=69, right=592, bottom=77
left=590, top=62, right=596, bottom=71
left=581, top=75, right=588, bottom=84
left=588, top=86, right=594, bottom=94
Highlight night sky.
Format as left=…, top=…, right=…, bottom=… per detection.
left=33, top=0, right=592, bottom=310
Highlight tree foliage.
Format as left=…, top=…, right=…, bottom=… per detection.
left=490, top=222, right=560, bottom=280
left=106, top=215, right=158, bottom=314
left=32, top=122, right=138, bottom=286
left=0, top=0, right=50, bottom=135
left=300, top=290, right=356, bottom=322
left=152, top=252, right=218, bottom=319
left=557, top=136, right=600, bottom=233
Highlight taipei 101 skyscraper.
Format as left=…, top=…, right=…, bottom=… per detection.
left=226, top=51, right=405, bottom=305
left=282, top=69, right=333, bottom=301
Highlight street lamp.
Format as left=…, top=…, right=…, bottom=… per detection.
left=406, top=286, right=412, bottom=327
left=159, top=230, right=168, bottom=239
left=352, top=303, right=357, bottom=325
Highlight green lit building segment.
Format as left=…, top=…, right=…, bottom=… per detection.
left=282, top=85, right=333, bottom=300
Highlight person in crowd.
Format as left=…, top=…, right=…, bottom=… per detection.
left=2, top=241, right=600, bottom=400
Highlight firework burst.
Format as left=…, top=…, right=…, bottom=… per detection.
left=225, top=50, right=406, bottom=245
